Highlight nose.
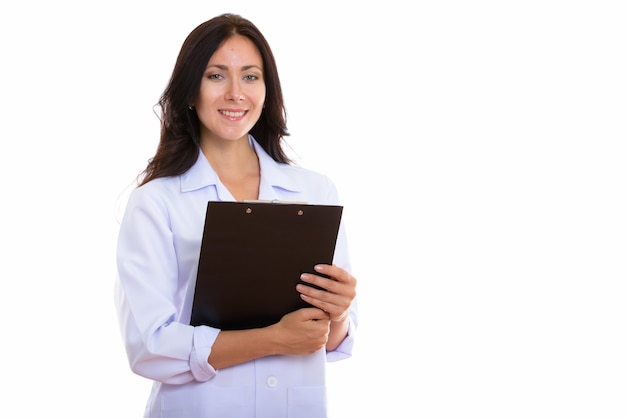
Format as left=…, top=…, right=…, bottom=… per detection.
left=226, top=81, right=245, bottom=102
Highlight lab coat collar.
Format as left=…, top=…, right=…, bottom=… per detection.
left=179, top=135, right=301, bottom=199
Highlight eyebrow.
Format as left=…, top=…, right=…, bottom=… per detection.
left=206, top=64, right=263, bottom=71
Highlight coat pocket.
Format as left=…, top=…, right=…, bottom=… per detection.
left=287, top=385, right=328, bottom=418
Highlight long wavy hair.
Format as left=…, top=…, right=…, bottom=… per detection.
left=139, top=13, right=291, bottom=186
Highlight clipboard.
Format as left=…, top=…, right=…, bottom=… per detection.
left=190, top=200, right=343, bottom=330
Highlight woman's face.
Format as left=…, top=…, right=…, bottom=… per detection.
left=195, top=35, right=266, bottom=144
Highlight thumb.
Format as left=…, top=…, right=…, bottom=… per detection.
left=299, top=307, right=330, bottom=321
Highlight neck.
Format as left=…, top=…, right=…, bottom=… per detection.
left=201, top=137, right=261, bottom=201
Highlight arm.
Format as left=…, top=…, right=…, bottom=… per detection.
left=208, top=307, right=331, bottom=370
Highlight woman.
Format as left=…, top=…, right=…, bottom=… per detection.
left=115, top=13, right=358, bottom=418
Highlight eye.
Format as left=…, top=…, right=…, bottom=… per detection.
left=206, top=73, right=224, bottom=80
left=243, top=74, right=259, bottom=81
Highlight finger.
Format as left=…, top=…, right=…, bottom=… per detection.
left=298, top=284, right=346, bottom=312
left=314, top=264, right=356, bottom=288
left=298, top=307, right=330, bottom=320
left=300, top=271, right=355, bottom=299
left=299, top=273, right=337, bottom=293
left=313, top=264, right=344, bottom=281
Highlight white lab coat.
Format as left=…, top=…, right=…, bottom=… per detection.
left=115, top=136, right=357, bottom=418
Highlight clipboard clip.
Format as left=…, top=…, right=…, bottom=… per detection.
left=242, top=199, right=309, bottom=204
left=242, top=200, right=309, bottom=215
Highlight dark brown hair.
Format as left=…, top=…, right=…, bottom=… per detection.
left=139, top=13, right=291, bottom=186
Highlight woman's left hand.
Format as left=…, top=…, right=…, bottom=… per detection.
left=297, top=264, right=357, bottom=323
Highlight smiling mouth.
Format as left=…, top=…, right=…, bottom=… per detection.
left=220, top=110, right=247, bottom=117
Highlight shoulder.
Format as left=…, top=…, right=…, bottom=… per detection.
left=123, top=176, right=182, bottom=217
left=273, top=163, right=341, bottom=205
left=132, top=176, right=180, bottom=201
left=280, top=162, right=334, bottom=184
left=253, top=136, right=338, bottom=198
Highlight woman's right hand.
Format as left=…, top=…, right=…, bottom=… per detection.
left=208, top=308, right=330, bottom=369
left=270, top=308, right=331, bottom=355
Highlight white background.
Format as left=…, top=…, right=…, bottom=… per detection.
left=1, top=1, right=625, bottom=417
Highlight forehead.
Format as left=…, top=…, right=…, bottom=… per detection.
left=208, top=35, right=263, bottom=67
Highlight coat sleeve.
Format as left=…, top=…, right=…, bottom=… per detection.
left=114, top=185, right=219, bottom=383
left=321, top=175, right=359, bottom=362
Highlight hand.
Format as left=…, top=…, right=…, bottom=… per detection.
left=272, top=308, right=330, bottom=355
left=297, top=264, right=357, bottom=323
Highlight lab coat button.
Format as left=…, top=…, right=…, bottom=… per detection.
left=266, top=376, right=278, bottom=388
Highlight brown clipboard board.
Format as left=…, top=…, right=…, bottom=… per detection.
left=190, top=200, right=343, bottom=330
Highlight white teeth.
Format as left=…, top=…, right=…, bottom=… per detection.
left=221, top=110, right=245, bottom=117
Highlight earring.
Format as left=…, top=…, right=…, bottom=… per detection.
left=188, top=105, right=194, bottom=110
